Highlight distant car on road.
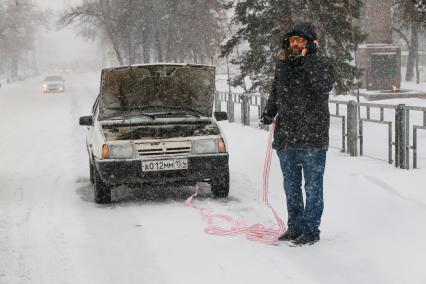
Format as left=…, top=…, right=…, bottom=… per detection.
left=43, top=76, right=65, bottom=93
left=79, top=63, right=230, bottom=204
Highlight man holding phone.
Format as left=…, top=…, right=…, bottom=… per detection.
left=261, top=22, right=335, bottom=246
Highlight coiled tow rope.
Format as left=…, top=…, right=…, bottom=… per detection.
left=185, top=124, right=287, bottom=245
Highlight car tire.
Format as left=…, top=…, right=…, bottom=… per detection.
left=211, top=171, right=230, bottom=198
left=94, top=169, right=112, bottom=204
left=89, top=161, right=95, bottom=184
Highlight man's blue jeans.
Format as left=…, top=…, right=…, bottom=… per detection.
left=276, top=150, right=326, bottom=237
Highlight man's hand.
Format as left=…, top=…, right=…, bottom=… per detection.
left=260, top=115, right=274, bottom=125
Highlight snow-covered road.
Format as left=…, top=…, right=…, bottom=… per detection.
left=1, top=73, right=426, bottom=284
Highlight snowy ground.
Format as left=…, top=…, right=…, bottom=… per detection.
left=1, top=73, right=426, bottom=284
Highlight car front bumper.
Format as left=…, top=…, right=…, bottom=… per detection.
left=94, top=154, right=229, bottom=186
left=44, top=86, right=64, bottom=92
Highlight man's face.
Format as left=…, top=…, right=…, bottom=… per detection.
left=289, top=35, right=307, bottom=53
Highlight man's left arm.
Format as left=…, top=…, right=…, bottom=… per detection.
left=305, top=56, right=336, bottom=98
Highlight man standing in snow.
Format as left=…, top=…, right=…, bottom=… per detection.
left=260, top=22, right=335, bottom=245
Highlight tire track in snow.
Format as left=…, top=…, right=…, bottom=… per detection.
left=362, top=174, right=426, bottom=210
left=0, top=75, right=87, bottom=283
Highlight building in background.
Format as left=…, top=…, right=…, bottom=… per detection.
left=357, top=0, right=401, bottom=91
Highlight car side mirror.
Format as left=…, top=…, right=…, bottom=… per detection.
left=79, top=115, right=94, bottom=126
left=214, top=111, right=228, bottom=121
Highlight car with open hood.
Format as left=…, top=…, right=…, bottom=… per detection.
left=79, top=64, right=229, bottom=203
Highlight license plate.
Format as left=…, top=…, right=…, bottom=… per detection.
left=142, top=158, right=188, bottom=172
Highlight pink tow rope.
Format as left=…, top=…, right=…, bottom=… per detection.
left=185, top=124, right=287, bottom=245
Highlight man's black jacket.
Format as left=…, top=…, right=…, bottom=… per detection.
left=263, top=54, right=335, bottom=150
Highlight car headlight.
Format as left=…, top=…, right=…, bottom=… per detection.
left=192, top=139, right=219, bottom=154
left=102, top=144, right=137, bottom=159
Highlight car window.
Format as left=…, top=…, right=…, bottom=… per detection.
left=44, top=76, right=64, bottom=81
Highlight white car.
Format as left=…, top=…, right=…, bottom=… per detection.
left=42, top=75, right=65, bottom=93
left=79, top=64, right=229, bottom=204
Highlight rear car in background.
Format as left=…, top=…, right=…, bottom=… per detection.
left=79, top=64, right=229, bottom=204
left=42, top=75, right=65, bottom=93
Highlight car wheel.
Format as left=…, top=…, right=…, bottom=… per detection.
left=94, top=169, right=112, bottom=204
left=89, top=161, right=95, bottom=184
left=211, top=171, right=230, bottom=198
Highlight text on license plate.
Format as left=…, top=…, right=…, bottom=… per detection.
left=142, top=159, right=188, bottom=172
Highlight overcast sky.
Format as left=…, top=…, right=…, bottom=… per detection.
left=34, top=0, right=100, bottom=67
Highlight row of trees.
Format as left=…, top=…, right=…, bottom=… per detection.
left=60, top=0, right=370, bottom=94
left=59, top=0, right=226, bottom=66
left=0, top=0, right=47, bottom=79
left=1, top=0, right=424, bottom=93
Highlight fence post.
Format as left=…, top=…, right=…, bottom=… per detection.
left=406, top=110, right=410, bottom=169
left=395, top=104, right=410, bottom=169
left=347, top=100, right=358, bottom=156
left=227, top=93, right=234, bottom=123
left=413, top=127, right=417, bottom=169
left=241, top=95, right=250, bottom=126
left=260, top=96, right=269, bottom=130
left=423, top=111, right=426, bottom=126
left=341, top=116, right=346, bottom=153
left=240, top=95, right=245, bottom=125
left=214, top=92, right=221, bottom=112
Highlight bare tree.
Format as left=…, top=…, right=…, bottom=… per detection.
left=394, top=0, right=424, bottom=83
left=0, top=0, right=48, bottom=78
left=59, top=0, right=225, bottom=66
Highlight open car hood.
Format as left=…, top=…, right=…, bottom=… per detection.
left=98, top=64, right=215, bottom=121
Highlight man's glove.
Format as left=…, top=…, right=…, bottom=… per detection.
left=260, top=115, right=274, bottom=125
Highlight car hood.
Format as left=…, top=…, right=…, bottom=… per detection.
left=98, top=64, right=215, bottom=121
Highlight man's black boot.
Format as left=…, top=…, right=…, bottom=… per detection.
left=278, top=230, right=302, bottom=241
left=290, top=233, right=320, bottom=246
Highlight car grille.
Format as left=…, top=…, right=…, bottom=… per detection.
left=135, top=141, right=191, bottom=157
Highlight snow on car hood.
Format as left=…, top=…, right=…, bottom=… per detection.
left=98, top=64, right=215, bottom=121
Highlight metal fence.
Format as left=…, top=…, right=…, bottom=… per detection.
left=215, top=91, right=426, bottom=169
left=215, top=91, right=267, bottom=125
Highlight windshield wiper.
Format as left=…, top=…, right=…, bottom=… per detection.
left=124, top=105, right=206, bottom=116
left=151, top=112, right=201, bottom=118
left=109, top=113, right=155, bottom=121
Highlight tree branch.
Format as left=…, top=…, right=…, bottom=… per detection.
left=392, top=26, right=410, bottom=49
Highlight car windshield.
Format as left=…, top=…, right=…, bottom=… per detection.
left=44, top=76, right=63, bottom=81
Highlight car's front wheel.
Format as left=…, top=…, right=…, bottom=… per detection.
left=211, top=171, right=230, bottom=198
left=94, top=169, right=112, bottom=204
